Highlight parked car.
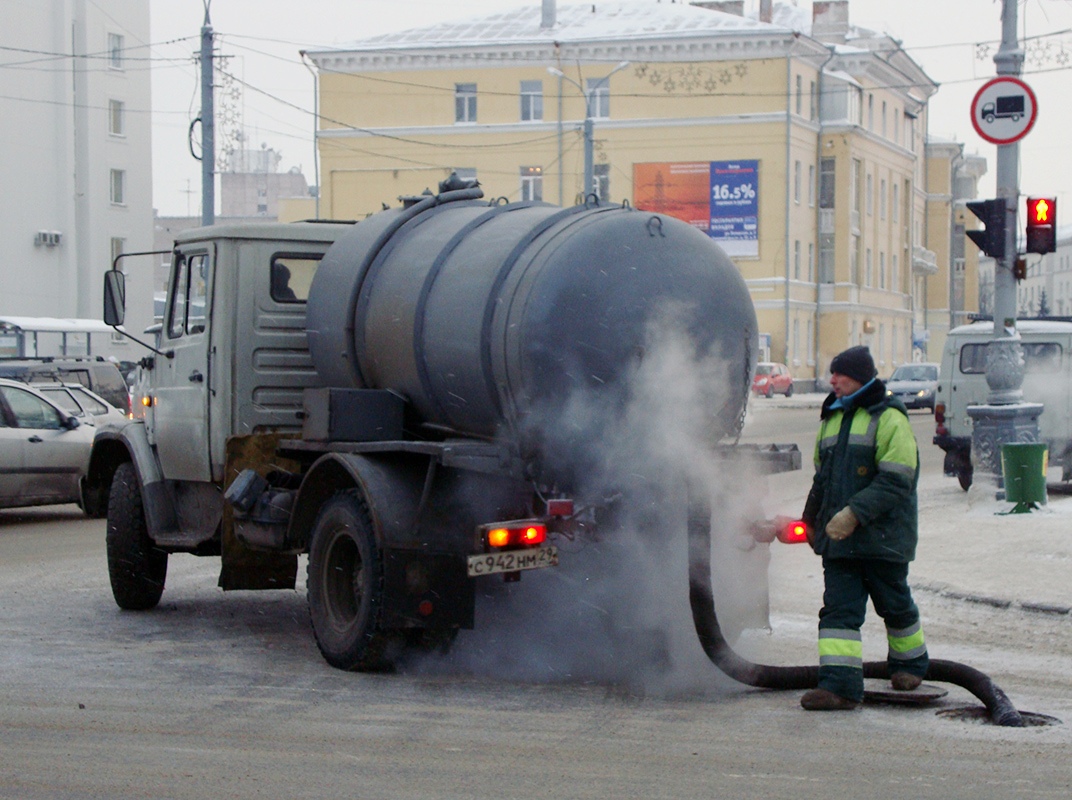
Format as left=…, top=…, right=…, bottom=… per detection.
left=0, top=377, right=95, bottom=511
left=0, top=357, right=130, bottom=416
left=752, top=362, right=794, bottom=397
left=886, top=362, right=939, bottom=411
left=35, top=383, right=128, bottom=428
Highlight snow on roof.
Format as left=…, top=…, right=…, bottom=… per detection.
left=0, top=316, right=114, bottom=334
left=320, top=0, right=794, bottom=53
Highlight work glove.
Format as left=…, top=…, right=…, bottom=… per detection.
left=825, top=506, right=858, bottom=541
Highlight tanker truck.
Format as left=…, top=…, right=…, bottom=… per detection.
left=86, top=177, right=799, bottom=671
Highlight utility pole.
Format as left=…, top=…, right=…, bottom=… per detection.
left=200, top=3, right=215, bottom=226
left=966, top=0, right=1044, bottom=482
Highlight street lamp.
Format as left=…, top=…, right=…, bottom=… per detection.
left=547, top=61, right=629, bottom=201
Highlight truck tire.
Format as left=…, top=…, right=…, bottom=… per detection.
left=106, top=462, right=167, bottom=610
left=307, top=491, right=391, bottom=671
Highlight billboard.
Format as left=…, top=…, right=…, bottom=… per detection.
left=633, top=160, right=759, bottom=257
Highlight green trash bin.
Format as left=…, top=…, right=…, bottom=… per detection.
left=1001, top=442, right=1048, bottom=512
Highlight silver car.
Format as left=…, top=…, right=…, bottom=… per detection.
left=886, top=362, right=939, bottom=412
left=0, top=378, right=95, bottom=511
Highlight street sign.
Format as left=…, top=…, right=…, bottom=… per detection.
left=970, top=76, right=1038, bottom=145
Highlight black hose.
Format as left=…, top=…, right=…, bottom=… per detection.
left=686, top=495, right=1024, bottom=727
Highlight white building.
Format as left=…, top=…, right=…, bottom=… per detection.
left=0, top=0, right=153, bottom=357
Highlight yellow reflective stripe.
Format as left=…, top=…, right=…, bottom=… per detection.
left=818, top=638, right=863, bottom=659
left=888, top=627, right=926, bottom=654
left=876, top=409, right=918, bottom=470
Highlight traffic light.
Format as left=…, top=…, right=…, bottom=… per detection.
left=966, top=198, right=1007, bottom=258
left=1025, top=197, right=1057, bottom=254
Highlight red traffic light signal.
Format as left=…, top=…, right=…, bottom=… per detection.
left=1025, top=197, right=1057, bottom=254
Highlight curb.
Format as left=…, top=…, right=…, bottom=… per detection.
left=914, top=581, right=1072, bottom=617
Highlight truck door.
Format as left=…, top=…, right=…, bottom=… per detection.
left=151, top=248, right=213, bottom=482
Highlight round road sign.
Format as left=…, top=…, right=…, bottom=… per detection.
left=970, top=76, right=1038, bottom=145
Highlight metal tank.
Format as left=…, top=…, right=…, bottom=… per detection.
left=306, top=187, right=757, bottom=466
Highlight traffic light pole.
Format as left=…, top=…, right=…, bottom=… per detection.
left=966, top=0, right=1044, bottom=485
left=991, top=0, right=1021, bottom=346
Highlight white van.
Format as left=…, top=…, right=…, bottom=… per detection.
left=933, top=319, right=1072, bottom=489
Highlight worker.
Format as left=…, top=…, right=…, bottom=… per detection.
left=799, top=345, right=929, bottom=711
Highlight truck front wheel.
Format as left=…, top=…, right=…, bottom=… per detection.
left=106, top=462, right=167, bottom=610
left=307, top=492, right=391, bottom=671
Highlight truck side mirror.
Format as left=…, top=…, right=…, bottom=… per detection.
left=104, top=269, right=126, bottom=327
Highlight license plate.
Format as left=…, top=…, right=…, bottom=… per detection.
left=467, top=546, right=558, bottom=577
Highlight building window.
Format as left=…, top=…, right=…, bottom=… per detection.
left=109, top=169, right=125, bottom=205
left=808, top=164, right=816, bottom=207
left=520, top=80, right=543, bottom=121
left=108, top=99, right=125, bottom=136
left=867, top=93, right=873, bottom=129
left=880, top=178, right=887, bottom=220
left=866, top=248, right=873, bottom=287
left=594, top=163, right=610, bottom=201
left=892, top=254, right=899, bottom=292
left=795, top=74, right=802, bottom=115
left=808, top=242, right=814, bottom=282
left=819, top=157, right=835, bottom=209
left=107, top=33, right=124, bottom=69
left=455, top=83, right=477, bottom=123
left=881, top=100, right=887, bottom=138
left=110, top=237, right=126, bottom=271
left=793, top=240, right=801, bottom=279
left=809, top=80, right=817, bottom=120
left=880, top=251, right=886, bottom=289
left=520, top=166, right=543, bottom=201
left=585, top=78, right=610, bottom=118
left=793, top=160, right=801, bottom=204
left=894, top=109, right=901, bottom=145
left=892, top=182, right=899, bottom=223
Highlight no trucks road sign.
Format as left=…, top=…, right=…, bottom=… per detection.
left=971, top=76, right=1038, bottom=145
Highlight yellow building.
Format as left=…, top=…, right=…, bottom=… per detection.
left=306, top=0, right=978, bottom=386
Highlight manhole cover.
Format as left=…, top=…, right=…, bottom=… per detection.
left=863, top=678, right=948, bottom=705
left=936, top=707, right=1062, bottom=727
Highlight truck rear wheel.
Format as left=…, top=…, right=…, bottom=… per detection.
left=106, top=462, right=167, bottom=610
left=307, top=491, right=391, bottom=671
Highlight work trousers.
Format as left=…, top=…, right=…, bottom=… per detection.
left=817, top=557, right=929, bottom=702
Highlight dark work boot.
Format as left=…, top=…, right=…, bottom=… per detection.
left=890, top=672, right=923, bottom=691
left=800, top=688, right=860, bottom=711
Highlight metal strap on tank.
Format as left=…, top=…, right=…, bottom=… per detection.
left=479, top=203, right=622, bottom=433
left=346, top=188, right=483, bottom=386
left=412, top=201, right=534, bottom=425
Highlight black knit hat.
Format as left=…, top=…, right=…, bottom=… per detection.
left=830, top=345, right=877, bottom=384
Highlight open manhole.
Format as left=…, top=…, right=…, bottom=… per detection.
left=937, top=707, right=1062, bottom=727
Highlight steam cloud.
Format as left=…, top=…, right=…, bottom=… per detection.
left=415, top=303, right=773, bottom=694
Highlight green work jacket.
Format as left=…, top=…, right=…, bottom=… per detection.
left=802, top=379, right=920, bottom=562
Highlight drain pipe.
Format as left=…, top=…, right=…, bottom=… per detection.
left=686, top=492, right=1024, bottom=727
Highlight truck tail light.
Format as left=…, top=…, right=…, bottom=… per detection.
left=482, top=521, right=547, bottom=549
left=934, top=402, right=947, bottom=435
left=776, top=519, right=809, bottom=544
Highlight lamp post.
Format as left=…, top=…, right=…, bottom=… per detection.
left=547, top=61, right=629, bottom=201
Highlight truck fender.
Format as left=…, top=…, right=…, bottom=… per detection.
left=86, top=422, right=178, bottom=536
left=292, top=452, right=476, bottom=630
left=289, top=452, right=427, bottom=553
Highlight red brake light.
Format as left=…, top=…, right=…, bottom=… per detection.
left=482, top=521, right=547, bottom=548
left=777, top=519, right=809, bottom=544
